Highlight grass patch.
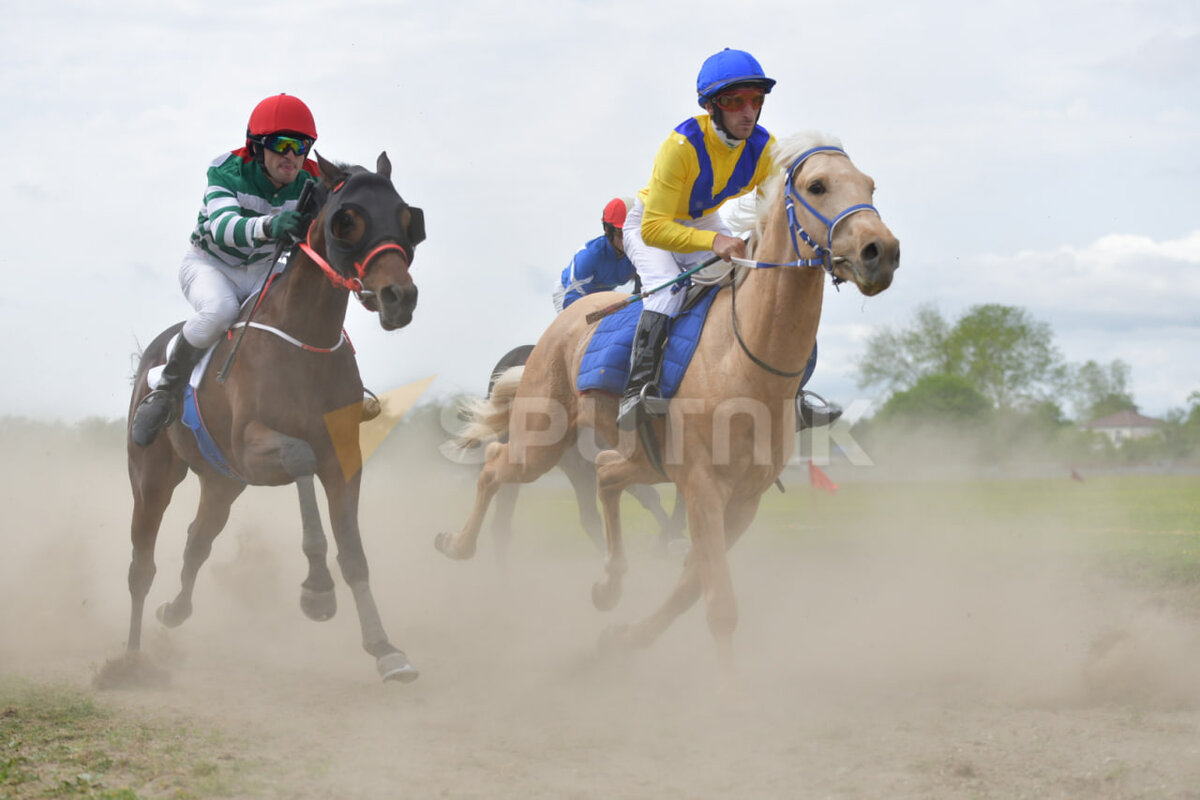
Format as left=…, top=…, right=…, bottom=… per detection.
left=0, top=678, right=265, bottom=799
left=752, top=472, right=1200, bottom=595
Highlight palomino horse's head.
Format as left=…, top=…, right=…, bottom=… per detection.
left=767, top=133, right=899, bottom=296
left=303, top=151, right=425, bottom=330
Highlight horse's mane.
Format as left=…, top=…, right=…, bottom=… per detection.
left=732, top=130, right=845, bottom=240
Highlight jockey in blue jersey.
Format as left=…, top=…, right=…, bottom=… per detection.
left=618, top=48, right=841, bottom=432
left=553, top=198, right=640, bottom=312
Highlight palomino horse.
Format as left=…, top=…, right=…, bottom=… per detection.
left=436, top=132, right=899, bottom=695
left=478, top=345, right=687, bottom=560
left=115, top=152, right=424, bottom=684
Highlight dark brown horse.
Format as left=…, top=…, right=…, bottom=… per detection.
left=114, top=152, right=424, bottom=684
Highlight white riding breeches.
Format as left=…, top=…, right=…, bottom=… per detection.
left=179, top=246, right=273, bottom=348
left=622, top=198, right=731, bottom=317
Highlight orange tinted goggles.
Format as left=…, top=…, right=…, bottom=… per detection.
left=713, top=90, right=766, bottom=112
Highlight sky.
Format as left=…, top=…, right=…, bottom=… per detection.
left=2, top=0, right=1197, bottom=424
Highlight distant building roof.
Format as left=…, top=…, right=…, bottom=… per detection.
left=1081, top=409, right=1163, bottom=429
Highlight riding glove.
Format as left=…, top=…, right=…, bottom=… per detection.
left=266, top=210, right=302, bottom=241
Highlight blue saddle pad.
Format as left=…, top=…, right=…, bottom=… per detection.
left=578, top=287, right=721, bottom=397
left=181, top=386, right=245, bottom=482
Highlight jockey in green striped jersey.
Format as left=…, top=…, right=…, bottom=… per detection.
left=131, top=93, right=320, bottom=448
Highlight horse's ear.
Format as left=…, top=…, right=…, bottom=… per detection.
left=315, top=150, right=345, bottom=188
left=403, top=206, right=426, bottom=246
left=376, top=151, right=392, bottom=180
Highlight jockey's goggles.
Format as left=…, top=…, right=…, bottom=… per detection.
left=712, top=89, right=765, bottom=112
left=261, top=134, right=314, bottom=157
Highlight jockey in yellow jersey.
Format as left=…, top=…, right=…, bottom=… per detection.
left=618, top=48, right=841, bottom=432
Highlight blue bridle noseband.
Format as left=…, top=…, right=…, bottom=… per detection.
left=776, top=145, right=880, bottom=286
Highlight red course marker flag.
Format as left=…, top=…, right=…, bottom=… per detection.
left=808, top=461, right=839, bottom=495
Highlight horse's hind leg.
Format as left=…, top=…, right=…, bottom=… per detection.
left=156, top=475, right=245, bottom=628
left=490, top=483, right=519, bottom=564
left=296, top=476, right=336, bottom=621
left=127, top=448, right=189, bottom=651
left=436, top=433, right=566, bottom=560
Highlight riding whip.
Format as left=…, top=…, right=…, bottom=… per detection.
left=216, top=236, right=289, bottom=384
left=216, top=183, right=319, bottom=383
left=584, top=251, right=726, bottom=325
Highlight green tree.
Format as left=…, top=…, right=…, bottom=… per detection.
left=875, top=373, right=992, bottom=424
left=857, top=303, right=951, bottom=395
left=1069, top=359, right=1135, bottom=420
left=858, top=303, right=1066, bottom=409
left=944, top=304, right=1064, bottom=408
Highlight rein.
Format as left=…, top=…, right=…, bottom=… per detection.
left=729, top=145, right=879, bottom=377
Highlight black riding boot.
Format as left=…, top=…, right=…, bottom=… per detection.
left=796, top=389, right=844, bottom=431
left=131, top=335, right=205, bottom=447
left=617, top=309, right=671, bottom=430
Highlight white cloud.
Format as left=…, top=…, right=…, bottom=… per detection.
left=1, top=0, right=1197, bottom=421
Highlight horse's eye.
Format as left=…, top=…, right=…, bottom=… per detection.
left=332, top=209, right=356, bottom=239
left=807, top=181, right=826, bottom=196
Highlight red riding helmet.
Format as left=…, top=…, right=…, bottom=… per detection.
left=602, top=197, right=629, bottom=229
left=245, top=93, right=318, bottom=146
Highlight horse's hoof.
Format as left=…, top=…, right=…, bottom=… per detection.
left=378, top=651, right=419, bottom=683
left=591, top=579, right=621, bottom=612
left=93, top=651, right=171, bottom=691
left=155, top=600, right=191, bottom=628
left=300, top=588, right=337, bottom=622
left=666, top=537, right=691, bottom=558
left=597, top=624, right=631, bottom=655
left=435, top=531, right=475, bottom=560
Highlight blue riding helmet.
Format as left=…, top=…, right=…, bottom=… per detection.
left=696, top=48, right=776, bottom=108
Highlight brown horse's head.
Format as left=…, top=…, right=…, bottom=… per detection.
left=309, top=151, right=424, bottom=330
left=774, top=135, right=900, bottom=297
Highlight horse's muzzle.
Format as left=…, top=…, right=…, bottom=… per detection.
left=378, top=283, right=418, bottom=330
left=847, top=235, right=900, bottom=297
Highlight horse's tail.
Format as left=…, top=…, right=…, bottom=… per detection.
left=455, top=365, right=524, bottom=448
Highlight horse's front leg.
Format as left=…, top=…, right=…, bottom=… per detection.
left=295, top=476, right=336, bottom=622
left=241, top=425, right=339, bottom=622
left=323, top=471, right=418, bottom=683
left=157, top=474, right=245, bottom=629
left=688, top=483, right=740, bottom=698
left=559, top=445, right=605, bottom=552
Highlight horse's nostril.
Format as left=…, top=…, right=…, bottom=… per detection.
left=380, top=283, right=417, bottom=310
left=861, top=241, right=879, bottom=265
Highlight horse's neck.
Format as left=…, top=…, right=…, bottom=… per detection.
left=261, top=252, right=350, bottom=343
left=720, top=218, right=825, bottom=389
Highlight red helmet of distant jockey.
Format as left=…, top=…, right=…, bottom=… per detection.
left=602, top=197, right=629, bottom=229
left=245, top=93, right=318, bottom=148
left=695, top=48, right=776, bottom=108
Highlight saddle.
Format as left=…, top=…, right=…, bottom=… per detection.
left=577, top=284, right=722, bottom=398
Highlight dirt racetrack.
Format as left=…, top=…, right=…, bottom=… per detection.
left=3, top=428, right=1200, bottom=799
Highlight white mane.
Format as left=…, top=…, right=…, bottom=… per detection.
left=730, top=130, right=844, bottom=239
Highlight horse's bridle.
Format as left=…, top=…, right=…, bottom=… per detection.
left=298, top=172, right=425, bottom=305
left=731, top=146, right=880, bottom=377
left=777, top=145, right=880, bottom=284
